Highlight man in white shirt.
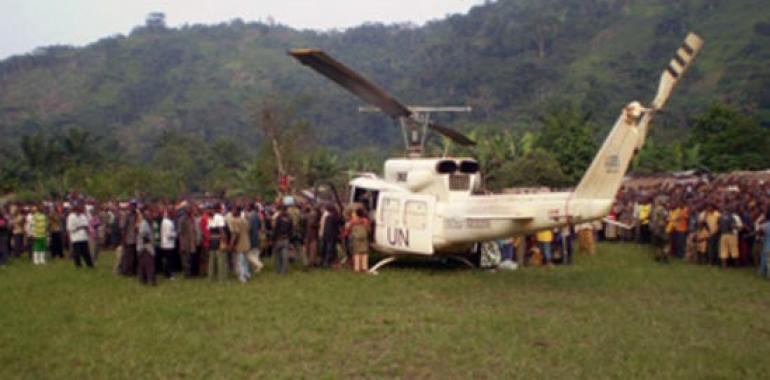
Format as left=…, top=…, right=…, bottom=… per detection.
left=67, top=203, right=93, bottom=268
left=158, top=207, right=176, bottom=279
left=207, top=206, right=228, bottom=281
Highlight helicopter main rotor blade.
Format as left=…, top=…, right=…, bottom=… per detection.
left=428, top=121, right=476, bottom=146
left=288, top=49, right=411, bottom=119
left=290, top=48, right=476, bottom=147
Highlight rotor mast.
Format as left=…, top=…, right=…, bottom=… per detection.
left=360, top=106, right=471, bottom=157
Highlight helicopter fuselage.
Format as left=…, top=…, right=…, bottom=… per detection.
left=349, top=158, right=612, bottom=256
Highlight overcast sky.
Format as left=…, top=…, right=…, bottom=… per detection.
left=1, top=0, right=487, bottom=59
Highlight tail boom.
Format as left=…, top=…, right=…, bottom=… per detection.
left=572, top=32, right=703, bottom=214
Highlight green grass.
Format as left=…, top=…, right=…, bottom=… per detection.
left=2, top=243, right=769, bottom=379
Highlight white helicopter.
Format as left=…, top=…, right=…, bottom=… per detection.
left=289, top=32, right=703, bottom=272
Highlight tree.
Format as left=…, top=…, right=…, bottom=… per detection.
left=535, top=107, right=598, bottom=183
left=491, top=149, right=569, bottom=189
left=631, top=139, right=684, bottom=174
left=689, top=103, right=770, bottom=172
left=248, top=96, right=314, bottom=193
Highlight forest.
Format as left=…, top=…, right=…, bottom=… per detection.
left=0, top=0, right=768, bottom=199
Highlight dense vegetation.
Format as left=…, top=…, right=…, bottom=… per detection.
left=0, top=0, right=768, bottom=198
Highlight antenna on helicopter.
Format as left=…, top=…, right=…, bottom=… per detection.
left=359, top=106, right=471, bottom=157
left=288, top=49, right=477, bottom=157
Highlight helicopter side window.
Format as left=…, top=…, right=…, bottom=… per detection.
left=404, top=201, right=427, bottom=230
left=381, top=198, right=401, bottom=226
left=352, top=188, right=379, bottom=212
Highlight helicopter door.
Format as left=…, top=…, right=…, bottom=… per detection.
left=376, top=193, right=434, bottom=255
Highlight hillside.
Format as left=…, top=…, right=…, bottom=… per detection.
left=0, top=0, right=768, bottom=160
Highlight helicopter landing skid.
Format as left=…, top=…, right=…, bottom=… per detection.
left=448, top=255, right=476, bottom=268
left=368, top=256, right=398, bottom=275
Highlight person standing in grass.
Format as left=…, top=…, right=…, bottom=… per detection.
left=120, top=202, right=139, bottom=276
left=177, top=202, right=197, bottom=278
left=228, top=207, right=252, bottom=283
left=718, top=204, right=742, bottom=268
left=535, top=228, right=554, bottom=267
left=137, top=207, right=156, bottom=286
left=48, top=205, right=65, bottom=259
left=208, top=206, right=229, bottom=281
left=30, top=204, right=48, bottom=265
left=637, top=197, right=652, bottom=244
left=158, top=207, right=176, bottom=279
left=11, top=205, right=25, bottom=259
left=576, top=222, right=595, bottom=256
left=673, top=201, right=690, bottom=259
left=67, top=203, right=93, bottom=268
left=272, top=205, right=293, bottom=275
left=319, top=205, right=341, bottom=268
left=303, top=204, right=320, bottom=267
left=650, top=200, right=670, bottom=263
left=704, top=203, right=721, bottom=265
left=0, top=208, right=10, bottom=267
left=695, top=221, right=710, bottom=265
left=345, top=208, right=371, bottom=273
left=87, top=203, right=102, bottom=262
left=246, top=203, right=264, bottom=273
left=758, top=209, right=770, bottom=279
left=198, top=206, right=210, bottom=276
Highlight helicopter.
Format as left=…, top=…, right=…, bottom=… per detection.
left=289, top=32, right=703, bottom=273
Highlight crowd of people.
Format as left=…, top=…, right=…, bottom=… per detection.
left=0, top=194, right=372, bottom=285
left=607, top=174, right=770, bottom=277
left=1, top=173, right=769, bottom=281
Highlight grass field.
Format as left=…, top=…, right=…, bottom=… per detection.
left=2, top=243, right=769, bottom=379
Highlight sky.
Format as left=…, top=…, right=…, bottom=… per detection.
left=1, top=0, right=487, bottom=59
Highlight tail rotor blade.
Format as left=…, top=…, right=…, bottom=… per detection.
left=288, top=49, right=412, bottom=119
left=652, top=32, right=704, bottom=110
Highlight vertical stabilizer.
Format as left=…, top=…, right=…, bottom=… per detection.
left=573, top=33, right=703, bottom=201
left=636, top=32, right=703, bottom=150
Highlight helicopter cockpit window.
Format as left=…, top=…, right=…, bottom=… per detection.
left=404, top=201, right=427, bottom=230
left=381, top=198, right=401, bottom=226
left=435, top=160, right=458, bottom=174
left=459, top=160, right=480, bottom=174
